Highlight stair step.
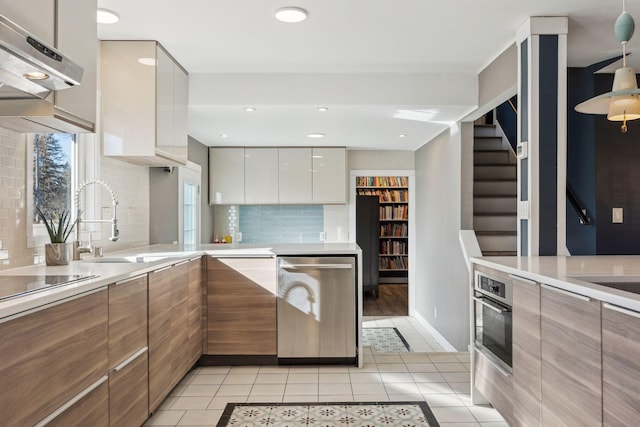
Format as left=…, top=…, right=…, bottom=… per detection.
left=474, top=137, right=503, bottom=150
left=475, top=230, right=517, bottom=236
left=474, top=125, right=499, bottom=138
left=474, top=164, right=517, bottom=179
left=477, top=234, right=517, bottom=252
left=474, top=194, right=517, bottom=198
left=482, top=251, right=517, bottom=256
left=474, top=150, right=513, bottom=165
left=474, top=215, right=517, bottom=232
left=474, top=212, right=517, bottom=217
left=474, top=196, right=517, bottom=213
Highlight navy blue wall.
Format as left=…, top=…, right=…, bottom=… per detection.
left=567, top=66, right=640, bottom=254
left=566, top=67, right=597, bottom=254
left=496, top=96, right=517, bottom=152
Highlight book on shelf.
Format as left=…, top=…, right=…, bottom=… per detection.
left=379, top=256, right=408, bottom=270
left=379, top=205, right=408, bottom=220
left=356, top=176, right=408, bottom=187
left=380, top=223, right=408, bottom=237
left=357, top=188, right=408, bottom=203
left=380, top=239, right=407, bottom=255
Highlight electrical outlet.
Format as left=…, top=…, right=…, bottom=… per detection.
left=319, top=231, right=326, bottom=242
left=613, top=207, right=624, bottom=223
left=434, top=307, right=437, bottom=319
left=236, top=232, right=243, bottom=242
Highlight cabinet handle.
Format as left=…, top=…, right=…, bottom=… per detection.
left=603, top=303, right=640, bottom=319
left=281, top=263, right=353, bottom=270
left=112, top=346, right=148, bottom=372
left=508, top=274, right=536, bottom=286
left=473, top=296, right=510, bottom=314
left=175, top=260, right=189, bottom=266
left=34, top=375, right=109, bottom=427
left=153, top=265, right=172, bottom=273
left=115, top=274, right=145, bottom=286
left=541, top=284, right=591, bottom=302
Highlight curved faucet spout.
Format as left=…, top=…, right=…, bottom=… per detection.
left=74, top=180, right=120, bottom=244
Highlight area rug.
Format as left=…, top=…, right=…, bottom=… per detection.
left=216, top=401, right=439, bottom=426
left=362, top=327, right=411, bottom=353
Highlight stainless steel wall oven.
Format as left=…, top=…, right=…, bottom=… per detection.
left=473, top=271, right=512, bottom=374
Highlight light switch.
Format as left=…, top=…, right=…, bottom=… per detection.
left=613, top=207, right=624, bottom=223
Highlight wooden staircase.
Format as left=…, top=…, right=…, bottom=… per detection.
left=473, top=124, right=517, bottom=256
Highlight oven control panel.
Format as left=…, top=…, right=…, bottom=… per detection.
left=475, top=271, right=512, bottom=306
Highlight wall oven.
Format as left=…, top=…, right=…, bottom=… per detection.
left=473, top=271, right=512, bottom=374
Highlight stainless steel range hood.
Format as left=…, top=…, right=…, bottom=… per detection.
left=0, top=13, right=92, bottom=133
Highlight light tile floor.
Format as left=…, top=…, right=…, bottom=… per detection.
left=144, top=317, right=507, bottom=427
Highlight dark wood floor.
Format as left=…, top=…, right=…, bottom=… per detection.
left=363, top=284, right=408, bottom=316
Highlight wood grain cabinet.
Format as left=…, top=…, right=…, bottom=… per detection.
left=187, top=257, right=204, bottom=367
left=206, top=256, right=277, bottom=355
left=473, top=350, right=513, bottom=424
left=510, top=275, right=541, bottom=427
left=0, top=288, right=108, bottom=426
left=148, top=262, right=190, bottom=412
left=46, top=378, right=109, bottom=427
left=540, top=284, right=602, bottom=426
left=108, top=275, right=149, bottom=426
left=602, top=303, right=640, bottom=426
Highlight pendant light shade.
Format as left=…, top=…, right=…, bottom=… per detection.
left=575, top=2, right=640, bottom=132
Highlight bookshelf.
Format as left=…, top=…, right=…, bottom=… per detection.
left=356, top=176, right=409, bottom=284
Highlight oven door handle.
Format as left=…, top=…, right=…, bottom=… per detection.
left=473, top=296, right=510, bottom=314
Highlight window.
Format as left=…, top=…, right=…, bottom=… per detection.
left=28, top=134, right=77, bottom=246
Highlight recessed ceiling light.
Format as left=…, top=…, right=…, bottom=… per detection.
left=97, top=8, right=119, bottom=24
left=275, top=7, right=308, bottom=23
left=137, top=57, right=156, bottom=66
left=219, top=134, right=228, bottom=138
left=307, top=133, right=325, bottom=138
left=245, top=107, right=256, bottom=112
left=317, top=107, right=328, bottom=112
left=399, top=134, right=407, bottom=138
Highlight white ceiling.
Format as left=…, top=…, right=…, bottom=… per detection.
left=97, top=0, right=640, bottom=150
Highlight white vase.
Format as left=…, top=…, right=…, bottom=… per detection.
left=45, top=243, right=70, bottom=266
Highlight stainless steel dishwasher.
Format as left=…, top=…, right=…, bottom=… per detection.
left=277, top=256, right=356, bottom=363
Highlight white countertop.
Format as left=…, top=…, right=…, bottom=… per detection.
left=471, top=255, right=640, bottom=312
left=0, top=243, right=361, bottom=320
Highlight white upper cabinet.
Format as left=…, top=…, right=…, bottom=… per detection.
left=0, top=0, right=54, bottom=44
left=279, top=148, right=312, bottom=204
left=210, top=148, right=245, bottom=205
left=210, top=146, right=346, bottom=205
left=101, top=40, right=188, bottom=166
left=245, top=148, right=279, bottom=204
left=55, top=0, right=97, bottom=126
left=312, top=147, right=347, bottom=204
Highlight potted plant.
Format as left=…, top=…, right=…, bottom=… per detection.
left=36, top=207, right=75, bottom=266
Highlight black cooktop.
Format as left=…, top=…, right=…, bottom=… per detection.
left=0, top=274, right=97, bottom=301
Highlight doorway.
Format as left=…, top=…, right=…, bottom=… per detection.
left=179, top=162, right=201, bottom=245
left=349, top=170, right=415, bottom=317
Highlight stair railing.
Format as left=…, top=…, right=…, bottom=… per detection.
left=566, top=184, right=591, bottom=225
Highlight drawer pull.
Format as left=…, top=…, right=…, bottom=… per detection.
left=603, top=303, right=640, bottom=319
left=473, top=296, right=510, bottom=314
left=113, top=347, right=148, bottom=372
left=542, top=284, right=591, bottom=302
left=34, top=375, right=108, bottom=427
left=115, top=274, right=145, bottom=286
left=508, top=274, right=536, bottom=286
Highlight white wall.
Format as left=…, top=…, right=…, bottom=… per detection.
left=348, top=150, right=414, bottom=170
left=414, top=125, right=470, bottom=350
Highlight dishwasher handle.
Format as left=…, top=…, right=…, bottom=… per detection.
left=281, top=263, right=353, bottom=270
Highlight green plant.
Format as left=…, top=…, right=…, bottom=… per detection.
left=36, top=207, right=75, bottom=243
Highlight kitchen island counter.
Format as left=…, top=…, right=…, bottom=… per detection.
left=471, top=255, right=640, bottom=314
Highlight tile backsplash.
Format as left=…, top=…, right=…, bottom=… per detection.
left=239, top=205, right=324, bottom=243
left=213, top=204, right=350, bottom=244
left=0, top=128, right=34, bottom=269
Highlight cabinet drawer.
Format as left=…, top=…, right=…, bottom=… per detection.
left=109, top=275, right=148, bottom=369
left=109, top=348, right=149, bottom=427
left=474, top=349, right=513, bottom=424
left=44, top=377, right=109, bottom=427
left=0, top=289, right=108, bottom=427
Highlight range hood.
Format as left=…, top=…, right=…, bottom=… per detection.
left=0, top=13, right=92, bottom=133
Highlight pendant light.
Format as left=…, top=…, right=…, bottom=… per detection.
left=575, top=0, right=640, bottom=133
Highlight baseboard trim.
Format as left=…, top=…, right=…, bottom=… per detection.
left=412, top=311, right=457, bottom=352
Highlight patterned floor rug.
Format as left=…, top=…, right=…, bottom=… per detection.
left=216, top=401, right=439, bottom=426
left=362, top=327, right=411, bottom=353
